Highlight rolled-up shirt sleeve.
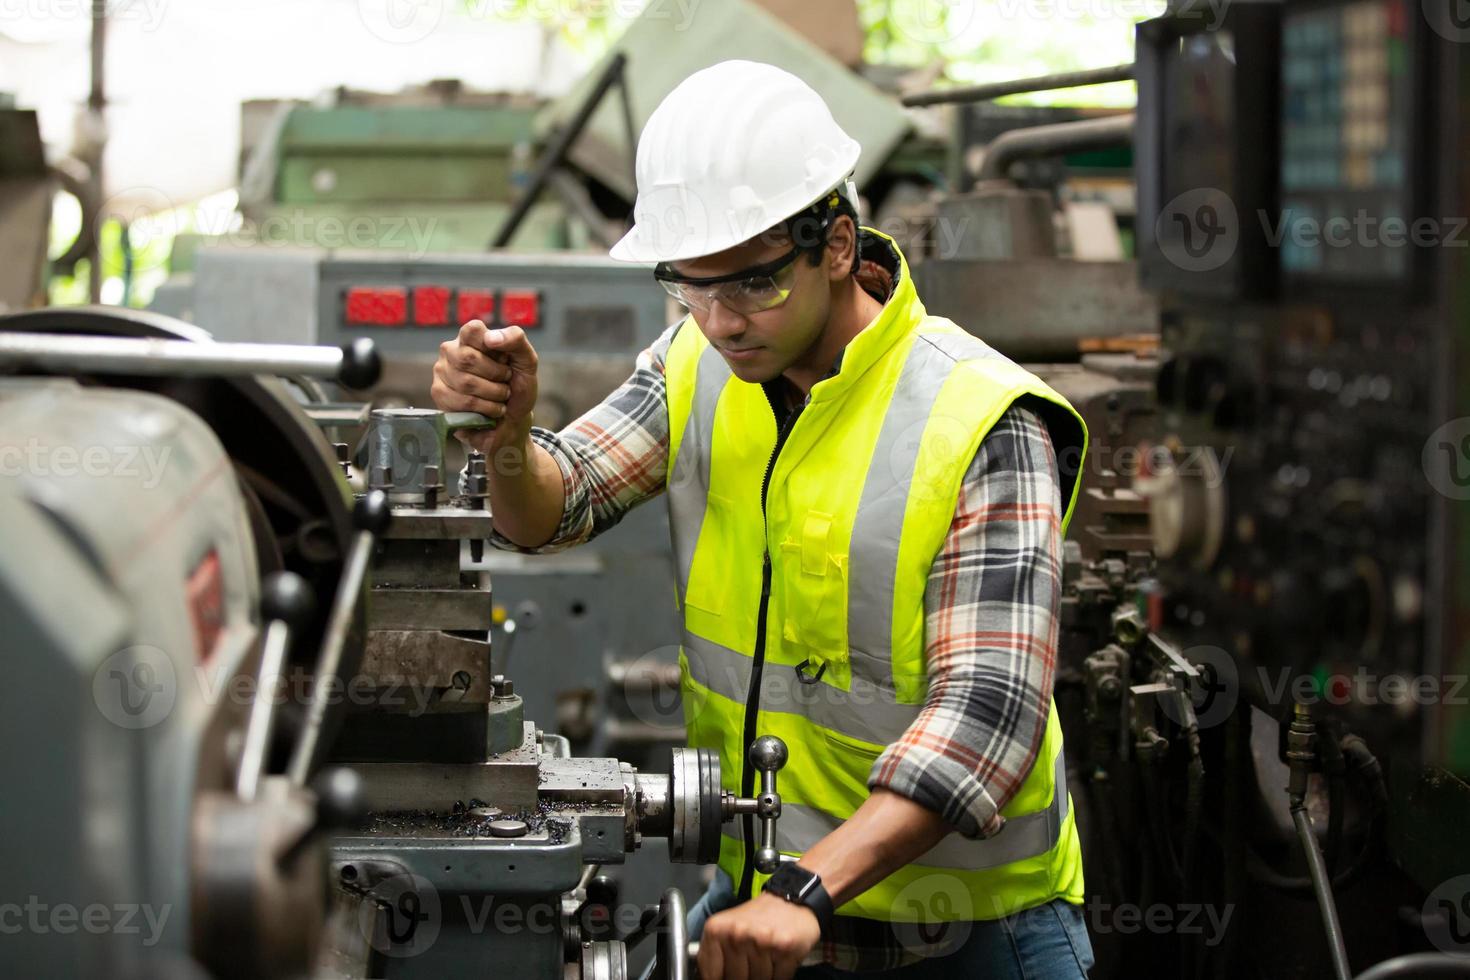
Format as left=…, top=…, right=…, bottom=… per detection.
left=867, top=402, right=1064, bottom=840
left=487, top=322, right=679, bottom=555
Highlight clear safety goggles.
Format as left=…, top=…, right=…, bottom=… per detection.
left=653, top=245, right=802, bottom=315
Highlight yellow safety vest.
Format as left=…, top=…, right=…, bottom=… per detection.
left=663, top=230, right=1089, bottom=924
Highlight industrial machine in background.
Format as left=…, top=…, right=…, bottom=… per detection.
left=1069, top=1, right=1470, bottom=977
left=0, top=102, right=70, bottom=313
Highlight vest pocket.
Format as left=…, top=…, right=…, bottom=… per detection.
left=822, top=726, right=888, bottom=758
left=777, top=510, right=850, bottom=676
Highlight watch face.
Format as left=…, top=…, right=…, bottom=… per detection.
left=768, top=863, right=814, bottom=898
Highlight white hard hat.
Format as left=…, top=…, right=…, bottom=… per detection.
left=609, top=60, right=862, bottom=265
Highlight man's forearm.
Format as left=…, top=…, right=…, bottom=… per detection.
left=484, top=423, right=567, bottom=549
left=793, top=788, right=953, bottom=907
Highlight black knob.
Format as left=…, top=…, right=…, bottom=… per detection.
left=337, top=338, right=381, bottom=390
left=260, top=571, right=315, bottom=634
left=312, top=766, right=366, bottom=830
left=353, top=490, right=392, bottom=535
left=587, top=874, right=619, bottom=909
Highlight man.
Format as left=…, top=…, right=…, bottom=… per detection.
left=432, top=61, right=1093, bottom=979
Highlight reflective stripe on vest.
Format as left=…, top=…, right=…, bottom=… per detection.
left=773, top=748, right=1070, bottom=871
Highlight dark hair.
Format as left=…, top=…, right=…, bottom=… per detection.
left=779, top=188, right=861, bottom=276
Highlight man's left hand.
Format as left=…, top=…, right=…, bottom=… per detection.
left=698, top=891, right=821, bottom=980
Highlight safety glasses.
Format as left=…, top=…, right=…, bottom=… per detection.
left=653, top=245, right=802, bottom=315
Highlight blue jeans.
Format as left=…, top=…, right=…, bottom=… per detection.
left=678, top=869, right=1094, bottom=979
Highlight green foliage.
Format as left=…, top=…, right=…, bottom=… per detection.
left=854, top=0, right=1155, bottom=107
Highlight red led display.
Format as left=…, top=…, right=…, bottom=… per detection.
left=457, top=289, right=496, bottom=326
left=344, top=286, right=407, bottom=326
left=501, top=289, right=541, bottom=327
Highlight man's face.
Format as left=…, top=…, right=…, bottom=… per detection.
left=668, top=227, right=833, bottom=384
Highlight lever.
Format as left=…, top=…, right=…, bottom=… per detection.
left=236, top=572, right=314, bottom=801
left=286, top=491, right=392, bottom=785
left=0, top=331, right=381, bottom=388
left=721, top=735, right=789, bottom=874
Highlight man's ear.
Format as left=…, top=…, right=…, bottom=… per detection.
left=825, top=214, right=858, bottom=282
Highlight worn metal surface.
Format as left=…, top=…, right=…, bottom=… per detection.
left=349, top=724, right=543, bottom=811
left=370, top=587, right=493, bottom=631
left=934, top=188, right=1058, bottom=261
left=911, top=258, right=1158, bottom=362
left=361, top=630, right=493, bottom=701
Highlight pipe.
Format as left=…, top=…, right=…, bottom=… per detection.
left=903, top=63, right=1135, bottom=107
left=976, top=113, right=1134, bottom=182
left=1293, top=806, right=1353, bottom=980
left=492, top=52, right=628, bottom=249
left=1287, top=706, right=1352, bottom=980
left=1353, top=954, right=1470, bottom=980
left=87, top=0, right=107, bottom=303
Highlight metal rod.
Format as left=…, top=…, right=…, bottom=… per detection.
left=1352, top=953, right=1470, bottom=979
left=87, top=0, right=107, bottom=303
left=0, top=331, right=343, bottom=379
left=659, top=888, right=690, bottom=980
left=1293, top=804, right=1353, bottom=980
left=286, top=527, right=375, bottom=786
left=902, top=63, right=1135, bottom=107
left=492, top=52, right=629, bottom=249
left=236, top=619, right=291, bottom=801
left=976, top=113, right=1135, bottom=182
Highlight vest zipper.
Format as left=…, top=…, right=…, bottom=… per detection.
left=737, top=389, right=806, bottom=903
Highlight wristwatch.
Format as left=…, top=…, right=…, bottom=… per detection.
left=761, top=862, right=835, bottom=934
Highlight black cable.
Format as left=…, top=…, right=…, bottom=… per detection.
left=1245, top=731, right=1386, bottom=894
left=1320, top=729, right=1348, bottom=874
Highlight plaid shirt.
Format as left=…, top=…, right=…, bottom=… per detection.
left=491, top=247, right=1065, bottom=971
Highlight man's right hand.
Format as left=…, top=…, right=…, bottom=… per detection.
left=431, top=320, right=540, bottom=454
